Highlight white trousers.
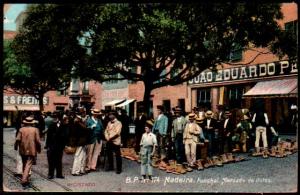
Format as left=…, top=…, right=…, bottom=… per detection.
left=86, top=140, right=102, bottom=170
left=72, top=146, right=87, bottom=174
left=255, top=126, right=268, bottom=148
left=185, top=140, right=197, bottom=165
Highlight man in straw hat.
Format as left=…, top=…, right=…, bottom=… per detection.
left=152, top=105, right=168, bottom=161
left=85, top=109, right=104, bottom=172
left=202, top=110, right=218, bottom=157
left=104, top=110, right=122, bottom=174
left=183, top=113, right=203, bottom=167
left=171, top=107, right=188, bottom=164
left=140, top=120, right=157, bottom=180
left=14, top=117, right=41, bottom=188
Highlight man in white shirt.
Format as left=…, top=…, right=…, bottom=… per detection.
left=140, top=120, right=157, bottom=180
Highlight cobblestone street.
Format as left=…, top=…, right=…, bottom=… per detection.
left=3, top=128, right=298, bottom=192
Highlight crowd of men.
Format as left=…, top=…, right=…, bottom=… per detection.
left=13, top=103, right=298, bottom=187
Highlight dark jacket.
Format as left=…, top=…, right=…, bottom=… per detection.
left=45, top=120, right=69, bottom=150
left=73, top=117, right=90, bottom=146
left=201, top=118, right=218, bottom=133
left=134, top=114, right=147, bottom=137
left=220, top=118, right=235, bottom=137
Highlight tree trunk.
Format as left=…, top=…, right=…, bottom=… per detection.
left=143, top=82, right=153, bottom=119
left=38, top=92, right=44, bottom=112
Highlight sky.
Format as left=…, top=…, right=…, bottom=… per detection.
left=4, top=4, right=27, bottom=31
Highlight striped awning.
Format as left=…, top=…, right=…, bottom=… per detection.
left=105, top=99, right=126, bottom=106
left=115, top=99, right=136, bottom=107
left=4, top=105, right=40, bottom=111
left=243, top=78, right=297, bottom=98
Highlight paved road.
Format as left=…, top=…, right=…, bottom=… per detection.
left=3, top=128, right=298, bottom=192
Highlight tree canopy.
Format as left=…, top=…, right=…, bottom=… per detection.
left=5, top=3, right=296, bottom=112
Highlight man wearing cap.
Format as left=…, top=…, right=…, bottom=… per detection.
left=220, top=110, right=235, bottom=153
left=140, top=120, right=158, bottom=180
left=104, top=111, right=122, bottom=174
left=152, top=105, right=168, bottom=161
left=183, top=113, right=204, bottom=167
left=202, top=110, right=218, bottom=157
left=14, top=117, right=41, bottom=187
left=235, top=115, right=252, bottom=153
left=171, top=108, right=188, bottom=164
left=85, top=109, right=104, bottom=172
left=45, top=111, right=69, bottom=179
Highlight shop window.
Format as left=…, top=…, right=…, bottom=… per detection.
left=56, top=106, right=65, bottom=112
left=82, top=81, right=89, bottom=95
left=178, top=99, right=185, bottom=112
left=197, top=88, right=211, bottom=108
left=227, top=85, right=245, bottom=109
left=285, top=20, right=298, bottom=37
left=162, top=99, right=171, bottom=113
left=228, top=43, right=243, bottom=62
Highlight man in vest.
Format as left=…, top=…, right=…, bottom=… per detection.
left=201, top=110, right=218, bottom=157
left=152, top=105, right=168, bottom=161
left=171, top=108, right=188, bottom=164
left=252, top=108, right=270, bottom=157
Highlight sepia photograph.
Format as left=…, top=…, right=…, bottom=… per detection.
left=2, top=2, right=298, bottom=193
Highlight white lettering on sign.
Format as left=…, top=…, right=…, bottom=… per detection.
left=223, top=69, right=230, bottom=80
left=3, top=95, right=49, bottom=105
left=249, top=65, right=257, bottom=78
left=291, top=61, right=298, bottom=73
left=267, top=63, right=275, bottom=76
left=189, top=60, right=297, bottom=85
left=280, top=61, right=289, bottom=74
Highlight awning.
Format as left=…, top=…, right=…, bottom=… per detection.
left=115, top=99, right=136, bottom=107
left=243, top=78, right=297, bottom=98
left=4, top=105, right=40, bottom=111
left=105, top=99, right=126, bottom=106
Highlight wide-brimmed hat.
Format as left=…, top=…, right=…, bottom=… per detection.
left=23, top=117, right=35, bottom=124
left=192, top=107, right=198, bottom=111
left=108, top=110, right=117, bottom=116
left=241, top=108, right=249, bottom=114
left=145, top=120, right=154, bottom=128
left=91, top=109, right=101, bottom=115
left=188, top=113, right=196, bottom=119
left=205, top=110, right=213, bottom=117
left=243, top=115, right=250, bottom=120
left=174, top=107, right=182, bottom=113
left=157, top=105, right=164, bottom=111
left=196, top=117, right=204, bottom=124
left=224, top=110, right=232, bottom=115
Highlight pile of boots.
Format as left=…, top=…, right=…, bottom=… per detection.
left=120, top=148, right=140, bottom=162
left=268, top=140, right=298, bottom=158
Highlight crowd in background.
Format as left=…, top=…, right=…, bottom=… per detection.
left=12, top=103, right=298, bottom=186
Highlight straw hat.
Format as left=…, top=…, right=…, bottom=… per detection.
left=224, top=110, right=232, bottom=116
left=23, top=117, right=35, bottom=124
left=91, top=109, right=101, bottom=115
left=205, top=110, right=213, bottom=117
left=243, top=115, right=250, bottom=120
left=174, top=107, right=182, bottom=113
left=196, top=117, right=204, bottom=124
left=188, top=113, right=196, bottom=119
left=145, top=120, right=154, bottom=128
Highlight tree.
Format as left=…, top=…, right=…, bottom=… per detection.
left=78, top=3, right=290, bottom=113
left=5, top=4, right=89, bottom=111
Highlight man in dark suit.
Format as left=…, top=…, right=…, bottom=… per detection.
left=220, top=110, right=235, bottom=153
left=134, top=109, right=147, bottom=153
left=45, top=111, right=69, bottom=179
left=201, top=110, right=218, bottom=157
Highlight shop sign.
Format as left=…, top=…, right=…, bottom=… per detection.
left=3, top=95, right=49, bottom=105
left=189, top=60, right=297, bottom=85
